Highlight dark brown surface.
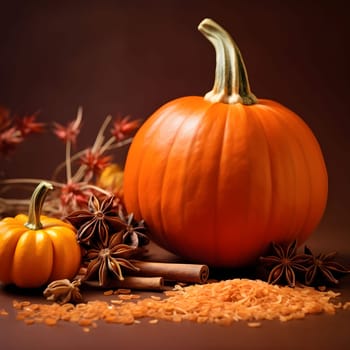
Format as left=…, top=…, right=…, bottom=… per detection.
left=1, top=241, right=350, bottom=350
left=1, top=1, right=350, bottom=349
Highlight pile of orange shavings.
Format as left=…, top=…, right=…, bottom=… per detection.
left=9, top=278, right=350, bottom=331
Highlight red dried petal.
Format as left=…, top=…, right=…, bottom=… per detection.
left=111, top=115, right=141, bottom=142
left=0, top=127, right=23, bottom=155
left=0, top=106, right=10, bottom=130
left=53, top=114, right=82, bottom=145
left=80, top=149, right=111, bottom=176
left=16, top=113, right=45, bottom=136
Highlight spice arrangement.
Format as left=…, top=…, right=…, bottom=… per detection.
left=2, top=279, right=350, bottom=332
left=1, top=107, right=139, bottom=218
left=1, top=17, right=350, bottom=331
left=260, top=240, right=350, bottom=288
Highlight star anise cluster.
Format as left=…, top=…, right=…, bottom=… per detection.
left=303, top=246, right=350, bottom=286
left=66, top=194, right=149, bottom=286
left=260, top=240, right=350, bottom=288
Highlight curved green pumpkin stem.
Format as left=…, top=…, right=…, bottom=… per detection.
left=25, top=181, right=54, bottom=230
left=198, top=18, right=257, bottom=105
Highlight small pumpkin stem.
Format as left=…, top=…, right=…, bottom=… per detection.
left=198, top=18, right=257, bottom=105
left=25, top=181, right=54, bottom=230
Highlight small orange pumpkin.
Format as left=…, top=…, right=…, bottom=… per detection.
left=123, top=19, right=328, bottom=267
left=0, top=181, right=82, bottom=288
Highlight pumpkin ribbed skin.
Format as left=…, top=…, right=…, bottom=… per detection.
left=124, top=96, right=328, bottom=267
left=124, top=19, right=328, bottom=267
left=0, top=182, right=82, bottom=288
left=0, top=214, right=81, bottom=288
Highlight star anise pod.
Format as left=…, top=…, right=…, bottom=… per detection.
left=66, top=194, right=126, bottom=246
left=83, top=231, right=140, bottom=286
left=303, top=246, right=350, bottom=286
left=119, top=211, right=150, bottom=248
left=43, top=279, right=83, bottom=304
left=260, top=240, right=310, bottom=287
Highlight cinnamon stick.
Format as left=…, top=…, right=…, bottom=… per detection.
left=84, top=276, right=164, bottom=291
left=128, top=261, right=209, bottom=284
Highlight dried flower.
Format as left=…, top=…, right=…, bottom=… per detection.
left=59, top=181, right=91, bottom=213
left=66, top=194, right=125, bottom=246
left=0, top=107, right=44, bottom=157
left=15, top=113, right=45, bottom=136
left=83, top=231, right=140, bottom=286
left=80, top=148, right=112, bottom=179
left=43, top=279, right=83, bottom=304
left=303, top=246, right=350, bottom=286
left=0, top=106, right=10, bottom=130
left=260, top=240, right=310, bottom=288
left=111, top=115, right=141, bottom=142
left=0, top=127, right=23, bottom=156
left=53, top=111, right=82, bottom=145
left=0, top=108, right=140, bottom=219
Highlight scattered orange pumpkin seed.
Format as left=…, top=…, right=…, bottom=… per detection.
left=0, top=308, right=9, bottom=316
left=44, top=317, right=58, bottom=326
left=116, top=289, right=131, bottom=294
left=103, top=290, right=114, bottom=296
left=343, top=302, right=350, bottom=310
left=24, top=318, right=35, bottom=325
left=247, top=322, right=262, bottom=328
left=117, top=294, right=140, bottom=300
left=78, top=318, right=93, bottom=327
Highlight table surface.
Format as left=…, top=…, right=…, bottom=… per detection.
left=1, top=231, right=350, bottom=350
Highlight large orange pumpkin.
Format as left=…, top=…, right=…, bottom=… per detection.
left=123, top=18, right=328, bottom=267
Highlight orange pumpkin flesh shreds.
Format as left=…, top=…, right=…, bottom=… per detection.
left=123, top=19, right=328, bottom=267
left=12, top=279, right=348, bottom=329
left=0, top=182, right=82, bottom=288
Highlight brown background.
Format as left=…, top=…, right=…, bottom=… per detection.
left=1, top=0, right=350, bottom=349
left=1, top=0, right=349, bottom=240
